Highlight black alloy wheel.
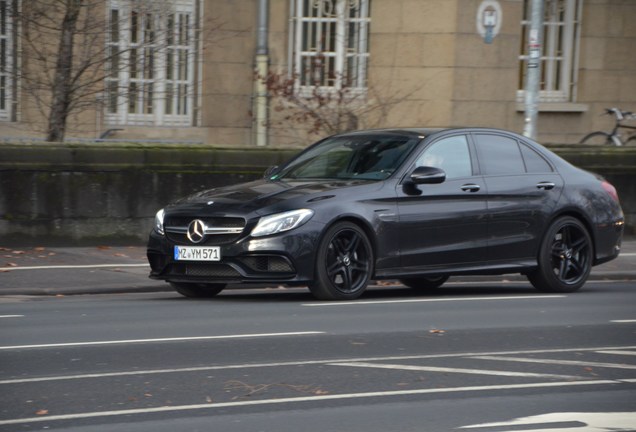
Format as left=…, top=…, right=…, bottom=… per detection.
left=528, top=216, right=592, bottom=293
left=400, top=275, right=449, bottom=290
left=309, top=222, right=373, bottom=300
left=170, top=282, right=226, bottom=298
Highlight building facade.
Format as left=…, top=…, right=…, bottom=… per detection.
left=1, top=0, right=635, bottom=146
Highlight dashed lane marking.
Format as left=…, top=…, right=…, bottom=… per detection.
left=3, top=345, right=634, bottom=385
left=0, top=331, right=325, bottom=351
left=596, top=350, right=636, bottom=356
left=328, top=362, right=583, bottom=380
left=470, top=355, right=636, bottom=370
left=302, top=295, right=566, bottom=306
left=0, top=264, right=148, bottom=271
left=1, top=379, right=633, bottom=427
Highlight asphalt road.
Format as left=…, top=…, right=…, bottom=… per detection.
left=1, top=280, right=635, bottom=431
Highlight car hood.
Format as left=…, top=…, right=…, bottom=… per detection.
left=169, top=178, right=377, bottom=215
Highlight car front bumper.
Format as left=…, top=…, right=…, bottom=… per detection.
left=146, top=222, right=323, bottom=286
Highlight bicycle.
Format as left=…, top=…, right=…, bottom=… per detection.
left=579, top=107, right=636, bottom=146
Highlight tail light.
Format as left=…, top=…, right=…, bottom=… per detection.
left=601, top=180, right=619, bottom=203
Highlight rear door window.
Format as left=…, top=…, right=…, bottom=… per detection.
left=473, top=134, right=525, bottom=175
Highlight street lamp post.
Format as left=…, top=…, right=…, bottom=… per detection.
left=523, top=0, right=544, bottom=140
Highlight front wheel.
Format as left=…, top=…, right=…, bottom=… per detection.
left=527, top=217, right=592, bottom=293
left=579, top=131, right=614, bottom=145
left=170, top=282, right=226, bottom=298
left=309, top=222, right=373, bottom=300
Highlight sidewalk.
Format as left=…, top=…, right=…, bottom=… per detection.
left=1, top=241, right=635, bottom=297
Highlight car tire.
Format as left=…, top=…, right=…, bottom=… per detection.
left=400, top=275, right=449, bottom=290
left=170, top=282, right=226, bottom=298
left=527, top=216, right=592, bottom=293
left=309, top=222, right=373, bottom=300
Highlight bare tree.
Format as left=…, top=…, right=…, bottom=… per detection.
left=16, top=0, right=214, bottom=142
left=258, top=67, right=418, bottom=145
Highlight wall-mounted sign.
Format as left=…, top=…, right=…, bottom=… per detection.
left=477, top=0, right=502, bottom=44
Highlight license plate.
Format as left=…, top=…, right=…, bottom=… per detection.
left=174, top=246, right=221, bottom=261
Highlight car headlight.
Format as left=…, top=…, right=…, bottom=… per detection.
left=154, top=209, right=165, bottom=235
left=251, top=209, right=314, bottom=237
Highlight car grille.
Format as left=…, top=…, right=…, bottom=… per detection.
left=171, top=263, right=241, bottom=278
left=164, top=216, right=246, bottom=245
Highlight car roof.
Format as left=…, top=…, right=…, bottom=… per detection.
left=335, top=127, right=527, bottom=141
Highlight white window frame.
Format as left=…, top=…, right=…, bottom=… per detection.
left=105, top=0, right=198, bottom=127
left=290, top=0, right=370, bottom=95
left=0, top=0, right=15, bottom=121
left=517, top=0, right=582, bottom=103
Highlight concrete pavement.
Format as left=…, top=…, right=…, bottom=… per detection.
left=0, top=240, right=634, bottom=297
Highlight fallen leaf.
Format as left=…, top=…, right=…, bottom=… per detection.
left=97, top=246, right=111, bottom=250
left=7, top=262, right=18, bottom=267
left=34, top=247, right=46, bottom=251
left=429, top=329, right=445, bottom=334
left=113, top=253, right=128, bottom=258
left=35, top=409, right=48, bottom=416
left=11, top=250, right=25, bottom=255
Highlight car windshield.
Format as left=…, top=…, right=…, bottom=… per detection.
left=273, top=135, right=420, bottom=181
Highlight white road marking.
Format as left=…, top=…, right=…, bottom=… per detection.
left=0, top=264, right=148, bottom=271
left=460, top=411, right=636, bottom=430
left=0, top=379, right=632, bottom=427
left=3, top=345, right=635, bottom=385
left=303, top=295, right=566, bottom=306
left=596, top=350, right=636, bottom=356
left=0, top=331, right=325, bottom=351
left=611, top=319, right=636, bottom=323
left=619, top=252, right=636, bottom=257
left=470, top=355, right=636, bottom=370
left=0, top=315, right=24, bottom=318
left=328, top=362, right=582, bottom=379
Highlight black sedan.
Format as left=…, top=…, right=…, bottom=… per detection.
left=147, top=128, right=624, bottom=300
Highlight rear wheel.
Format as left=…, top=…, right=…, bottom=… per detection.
left=309, top=222, right=373, bottom=300
left=170, top=282, right=225, bottom=298
left=527, top=217, right=592, bottom=293
left=579, top=131, right=613, bottom=145
left=400, top=276, right=449, bottom=290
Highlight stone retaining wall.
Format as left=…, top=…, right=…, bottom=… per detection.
left=0, top=143, right=633, bottom=245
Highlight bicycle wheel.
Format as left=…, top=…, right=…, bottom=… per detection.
left=579, top=131, right=613, bottom=145
left=625, top=135, right=636, bottom=146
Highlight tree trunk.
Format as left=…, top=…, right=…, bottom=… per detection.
left=46, top=0, right=83, bottom=142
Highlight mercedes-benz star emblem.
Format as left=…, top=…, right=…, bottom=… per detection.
left=187, top=219, right=206, bottom=244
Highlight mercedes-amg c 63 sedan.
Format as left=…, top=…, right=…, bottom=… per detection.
left=147, top=128, right=624, bottom=300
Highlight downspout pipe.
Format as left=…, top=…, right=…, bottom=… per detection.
left=254, top=0, right=269, bottom=146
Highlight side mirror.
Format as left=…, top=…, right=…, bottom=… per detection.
left=409, top=166, right=446, bottom=184
left=263, top=165, right=279, bottom=179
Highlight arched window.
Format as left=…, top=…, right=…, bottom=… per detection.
left=105, top=0, right=199, bottom=126
left=518, top=0, right=582, bottom=103
left=291, top=0, right=371, bottom=94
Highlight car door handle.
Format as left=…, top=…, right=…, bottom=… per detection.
left=461, top=184, right=481, bottom=193
left=536, top=181, right=556, bottom=190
